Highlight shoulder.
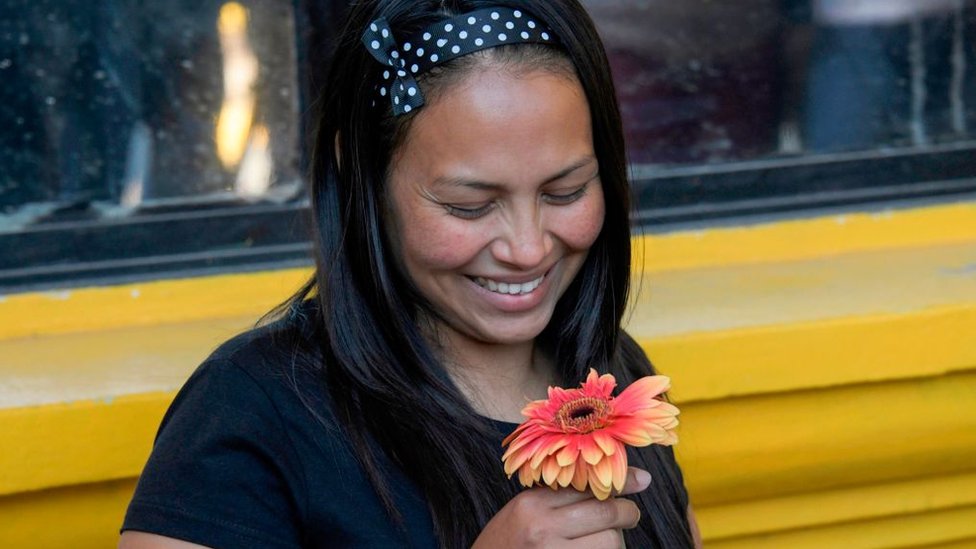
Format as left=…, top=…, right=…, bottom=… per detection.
left=177, top=301, right=330, bottom=421
left=123, top=302, right=348, bottom=547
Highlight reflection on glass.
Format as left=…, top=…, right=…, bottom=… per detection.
left=0, top=0, right=300, bottom=226
left=214, top=2, right=273, bottom=198
left=805, top=0, right=971, bottom=152
left=584, top=0, right=976, bottom=166
left=216, top=2, right=258, bottom=171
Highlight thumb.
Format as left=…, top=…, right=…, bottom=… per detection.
left=617, top=467, right=652, bottom=496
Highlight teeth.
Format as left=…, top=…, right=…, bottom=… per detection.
left=474, top=275, right=544, bottom=296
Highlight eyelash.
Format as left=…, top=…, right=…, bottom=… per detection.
left=544, top=184, right=589, bottom=205
left=443, top=183, right=591, bottom=220
left=444, top=203, right=494, bottom=219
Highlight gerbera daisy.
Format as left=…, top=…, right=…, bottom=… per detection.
left=501, top=369, right=679, bottom=500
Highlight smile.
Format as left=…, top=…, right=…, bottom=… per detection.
left=472, top=274, right=545, bottom=296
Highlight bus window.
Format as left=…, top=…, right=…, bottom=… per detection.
left=584, top=0, right=976, bottom=165
left=0, top=0, right=301, bottom=221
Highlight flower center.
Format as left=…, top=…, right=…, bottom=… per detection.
left=556, top=396, right=610, bottom=433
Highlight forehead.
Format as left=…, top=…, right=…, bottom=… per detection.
left=390, top=67, right=594, bottom=186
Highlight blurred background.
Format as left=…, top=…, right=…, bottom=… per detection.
left=0, top=0, right=974, bottom=547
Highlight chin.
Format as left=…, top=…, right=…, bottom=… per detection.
left=475, top=318, right=551, bottom=345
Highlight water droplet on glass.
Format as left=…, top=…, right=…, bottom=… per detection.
left=18, top=33, right=29, bottom=45
left=180, top=59, right=194, bottom=70
left=45, top=96, right=56, bottom=106
left=93, top=70, right=106, bottom=80
left=0, top=59, right=11, bottom=69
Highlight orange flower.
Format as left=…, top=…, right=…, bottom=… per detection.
left=501, top=369, right=679, bottom=500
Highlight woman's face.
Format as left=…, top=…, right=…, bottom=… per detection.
left=386, top=66, right=605, bottom=348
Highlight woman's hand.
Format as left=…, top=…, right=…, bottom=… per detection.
left=472, top=467, right=651, bottom=549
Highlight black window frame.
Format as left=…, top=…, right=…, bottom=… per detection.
left=1, top=0, right=975, bottom=294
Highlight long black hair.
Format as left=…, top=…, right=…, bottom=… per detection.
left=274, top=1, right=694, bottom=546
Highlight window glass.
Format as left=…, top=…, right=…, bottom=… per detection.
left=0, top=0, right=300, bottom=226
left=585, top=0, right=976, bottom=165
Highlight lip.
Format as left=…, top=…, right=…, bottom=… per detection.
left=465, top=265, right=556, bottom=313
left=467, top=265, right=554, bottom=285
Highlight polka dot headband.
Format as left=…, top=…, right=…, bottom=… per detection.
left=361, top=7, right=559, bottom=116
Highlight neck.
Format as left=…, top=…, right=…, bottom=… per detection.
left=428, top=325, right=554, bottom=423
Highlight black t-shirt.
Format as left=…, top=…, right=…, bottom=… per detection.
left=123, top=320, right=516, bottom=548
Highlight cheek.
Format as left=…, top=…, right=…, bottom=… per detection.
left=398, top=213, right=487, bottom=271
left=556, top=188, right=606, bottom=251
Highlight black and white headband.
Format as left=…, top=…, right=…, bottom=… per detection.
left=361, top=7, right=559, bottom=116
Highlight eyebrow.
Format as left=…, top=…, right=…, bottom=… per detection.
left=431, top=156, right=598, bottom=191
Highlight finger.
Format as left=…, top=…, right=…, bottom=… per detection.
left=616, top=467, right=652, bottom=496
left=563, top=528, right=625, bottom=549
left=558, top=497, right=641, bottom=539
left=530, top=483, right=601, bottom=509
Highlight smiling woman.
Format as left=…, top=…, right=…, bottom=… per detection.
left=387, top=68, right=604, bottom=349
left=118, top=1, right=697, bottom=548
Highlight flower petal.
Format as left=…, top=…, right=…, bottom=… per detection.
left=607, top=419, right=654, bottom=447
left=589, top=464, right=613, bottom=501
left=579, top=436, right=607, bottom=465
left=542, top=456, right=562, bottom=487
left=613, top=375, right=671, bottom=414
left=556, top=444, right=578, bottom=467
left=609, top=448, right=628, bottom=492
left=582, top=368, right=617, bottom=398
left=571, top=459, right=589, bottom=491
left=592, top=455, right=613, bottom=489
left=592, top=430, right=617, bottom=456
left=556, top=461, right=575, bottom=487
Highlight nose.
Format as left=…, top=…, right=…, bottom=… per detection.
left=491, top=205, right=553, bottom=269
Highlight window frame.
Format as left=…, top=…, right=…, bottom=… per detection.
left=1, top=0, right=974, bottom=294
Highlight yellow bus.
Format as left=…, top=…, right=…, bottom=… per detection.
left=1, top=1, right=975, bottom=546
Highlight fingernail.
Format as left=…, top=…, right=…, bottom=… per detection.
left=635, top=469, right=651, bottom=487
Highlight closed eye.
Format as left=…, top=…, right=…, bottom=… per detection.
left=544, top=182, right=591, bottom=205
left=444, top=202, right=494, bottom=219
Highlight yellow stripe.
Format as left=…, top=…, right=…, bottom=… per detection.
left=632, top=200, right=976, bottom=273
left=0, top=268, right=310, bottom=342
left=0, top=393, right=170, bottom=496
left=706, top=505, right=976, bottom=549
left=2, top=200, right=973, bottom=342
left=676, top=371, right=976, bottom=506
left=0, top=479, right=135, bottom=549
left=697, top=471, right=976, bottom=540
left=642, top=302, right=976, bottom=403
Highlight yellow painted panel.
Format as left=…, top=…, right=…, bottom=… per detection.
left=2, top=201, right=973, bottom=342
left=0, top=268, right=310, bottom=342
left=0, top=393, right=170, bottom=496
left=677, top=371, right=976, bottom=505
left=697, top=471, right=976, bottom=540
left=0, top=478, right=135, bottom=549
left=2, top=478, right=976, bottom=549
left=630, top=239, right=976, bottom=339
left=911, top=538, right=976, bottom=549
left=644, top=303, right=976, bottom=403
left=633, top=200, right=976, bottom=274
left=706, top=504, right=976, bottom=549
left=0, top=315, right=250, bottom=409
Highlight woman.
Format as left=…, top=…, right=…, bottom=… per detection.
left=120, top=1, right=699, bottom=547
